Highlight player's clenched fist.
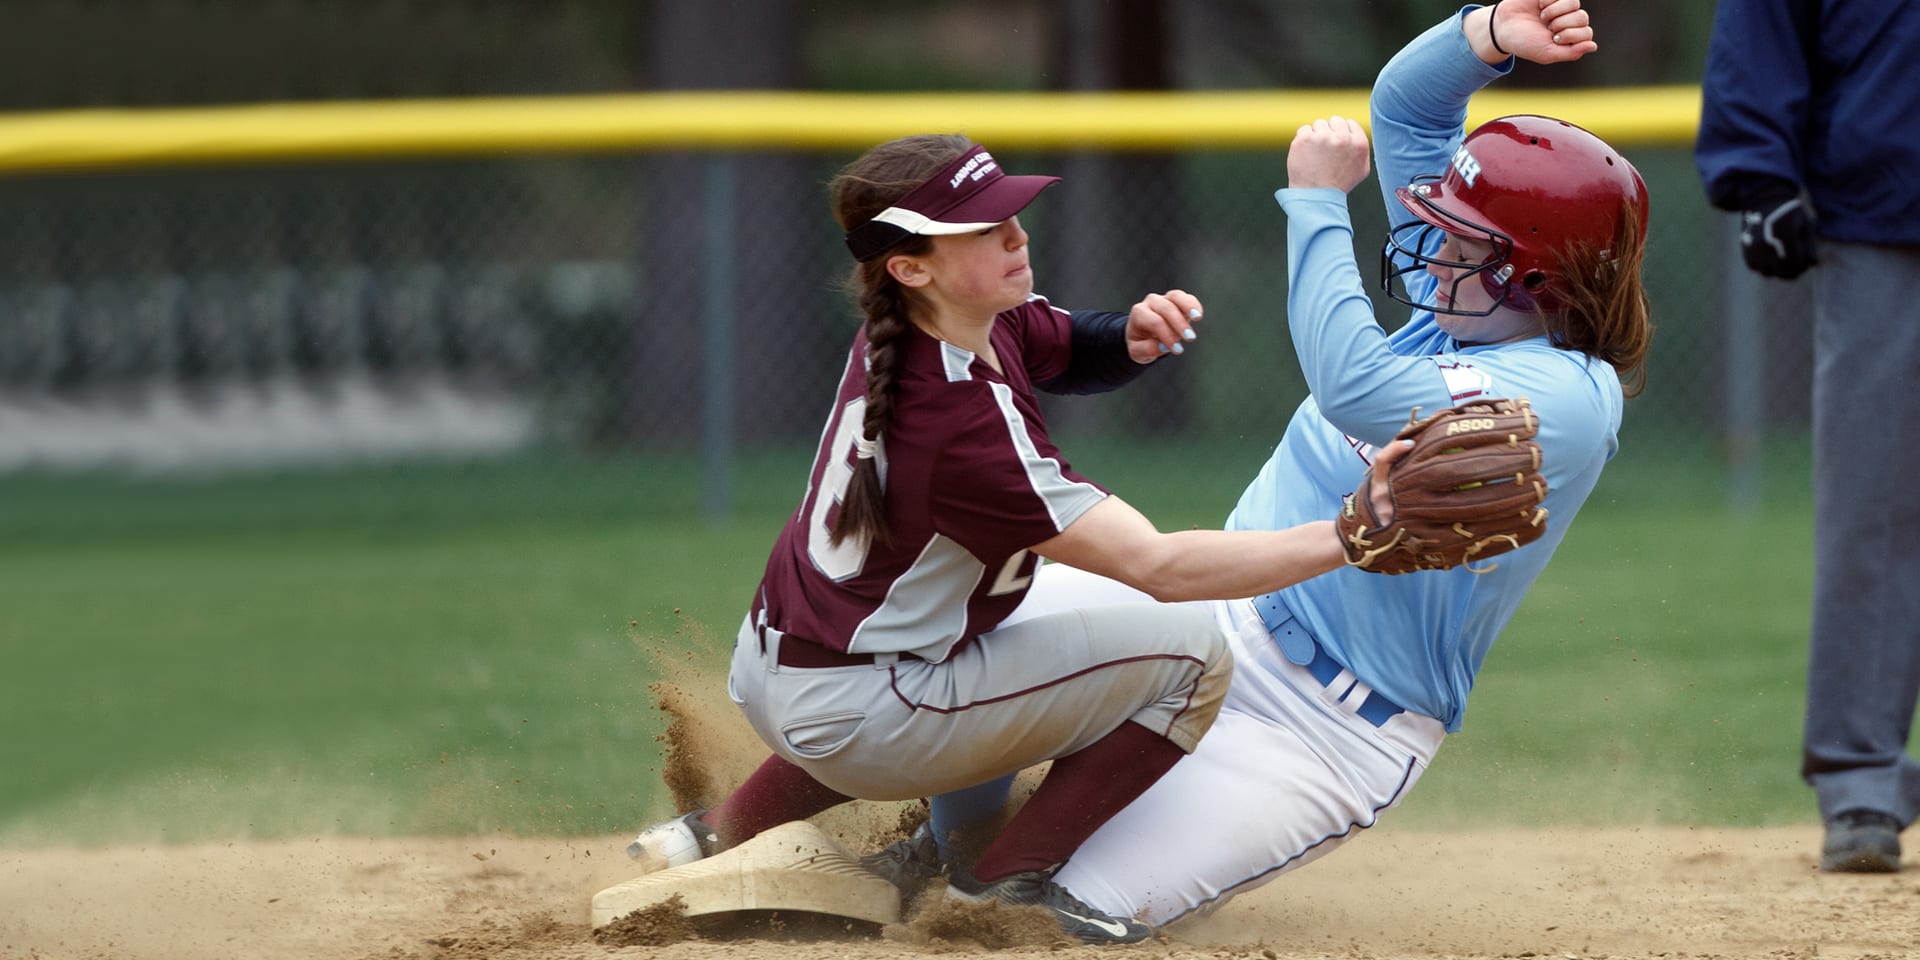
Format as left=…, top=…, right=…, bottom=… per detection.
left=1481, top=0, right=1599, bottom=65
left=1126, top=289, right=1204, bottom=362
left=1286, top=115, right=1371, bottom=194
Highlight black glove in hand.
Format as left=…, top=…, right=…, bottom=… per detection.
left=1739, top=194, right=1818, bottom=279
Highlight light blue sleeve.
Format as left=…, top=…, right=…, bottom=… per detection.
left=1370, top=8, right=1513, bottom=355
left=1369, top=8, right=1512, bottom=234
left=1274, top=188, right=1445, bottom=446
left=1269, top=8, right=1512, bottom=447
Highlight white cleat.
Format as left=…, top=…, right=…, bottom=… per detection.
left=625, top=808, right=721, bottom=873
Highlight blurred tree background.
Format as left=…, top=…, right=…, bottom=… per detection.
left=0, top=1, right=1782, bottom=481
left=0, top=0, right=1712, bottom=107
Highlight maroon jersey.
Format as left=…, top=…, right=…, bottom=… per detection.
left=752, top=295, right=1108, bottom=662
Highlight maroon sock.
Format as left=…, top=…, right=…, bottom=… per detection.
left=701, top=754, right=854, bottom=848
left=970, top=721, right=1185, bottom=881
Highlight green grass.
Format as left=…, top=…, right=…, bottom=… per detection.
left=1402, top=508, right=1818, bottom=828
left=0, top=438, right=1854, bottom=845
left=1, top=517, right=766, bottom=842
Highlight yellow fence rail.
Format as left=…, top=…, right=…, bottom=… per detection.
left=0, top=87, right=1701, bottom=175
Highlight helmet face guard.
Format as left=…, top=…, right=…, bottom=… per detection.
left=1380, top=174, right=1517, bottom=318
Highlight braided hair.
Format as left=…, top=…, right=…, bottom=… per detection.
left=825, top=134, right=972, bottom=548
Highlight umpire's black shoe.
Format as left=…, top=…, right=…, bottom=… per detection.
left=858, top=822, right=946, bottom=906
left=1820, top=809, right=1903, bottom=873
left=946, top=867, right=1152, bottom=945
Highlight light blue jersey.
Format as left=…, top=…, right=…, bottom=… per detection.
left=1229, top=11, right=1625, bottom=732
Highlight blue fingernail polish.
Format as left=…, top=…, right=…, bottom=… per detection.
left=1181, top=328, right=1197, bottom=341
left=1188, top=308, right=1201, bottom=319
left=1158, top=342, right=1170, bottom=354
left=1172, top=343, right=1185, bottom=355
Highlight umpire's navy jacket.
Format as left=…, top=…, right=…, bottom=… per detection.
left=1695, top=0, right=1920, bottom=244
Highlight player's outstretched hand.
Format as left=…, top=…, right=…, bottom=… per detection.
left=1286, top=115, right=1370, bottom=193
left=1489, top=0, right=1598, bottom=64
left=1336, top=397, right=1550, bottom=575
left=1126, top=289, right=1204, bottom=362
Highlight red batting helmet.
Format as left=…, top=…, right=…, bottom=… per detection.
left=1381, top=114, right=1650, bottom=315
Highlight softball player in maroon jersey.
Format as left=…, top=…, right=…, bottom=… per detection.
left=624, top=135, right=1404, bottom=943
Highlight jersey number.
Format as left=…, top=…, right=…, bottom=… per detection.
left=807, top=398, right=871, bottom=581
left=807, top=398, right=1033, bottom=594
left=988, top=550, right=1033, bottom=596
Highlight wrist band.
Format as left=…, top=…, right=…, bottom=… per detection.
left=1488, top=1, right=1511, bottom=56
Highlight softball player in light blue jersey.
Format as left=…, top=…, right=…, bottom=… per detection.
left=884, top=0, right=1655, bottom=925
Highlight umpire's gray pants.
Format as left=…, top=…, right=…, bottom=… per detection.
left=1805, top=240, right=1920, bottom=826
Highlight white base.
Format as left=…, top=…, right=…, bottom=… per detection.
left=590, top=820, right=901, bottom=928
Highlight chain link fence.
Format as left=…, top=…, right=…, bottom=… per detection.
left=0, top=144, right=1814, bottom=504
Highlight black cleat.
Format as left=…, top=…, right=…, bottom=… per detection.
left=858, top=822, right=947, bottom=906
left=1820, top=809, right=1903, bottom=873
left=947, top=867, right=1152, bottom=945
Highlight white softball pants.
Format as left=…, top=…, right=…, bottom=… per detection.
left=1036, top=567, right=1447, bottom=926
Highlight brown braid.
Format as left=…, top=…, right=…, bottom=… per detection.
left=825, top=134, right=971, bottom=549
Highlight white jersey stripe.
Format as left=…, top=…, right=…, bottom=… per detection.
left=987, top=381, right=1106, bottom=533
left=849, top=533, right=986, bottom=660
left=938, top=341, right=974, bottom=382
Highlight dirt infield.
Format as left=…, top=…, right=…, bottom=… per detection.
left=5, top=822, right=1916, bottom=960
left=11, top=663, right=1913, bottom=959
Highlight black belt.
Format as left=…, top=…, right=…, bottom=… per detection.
left=1250, top=592, right=1408, bottom=728
left=759, top=624, right=920, bottom=669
